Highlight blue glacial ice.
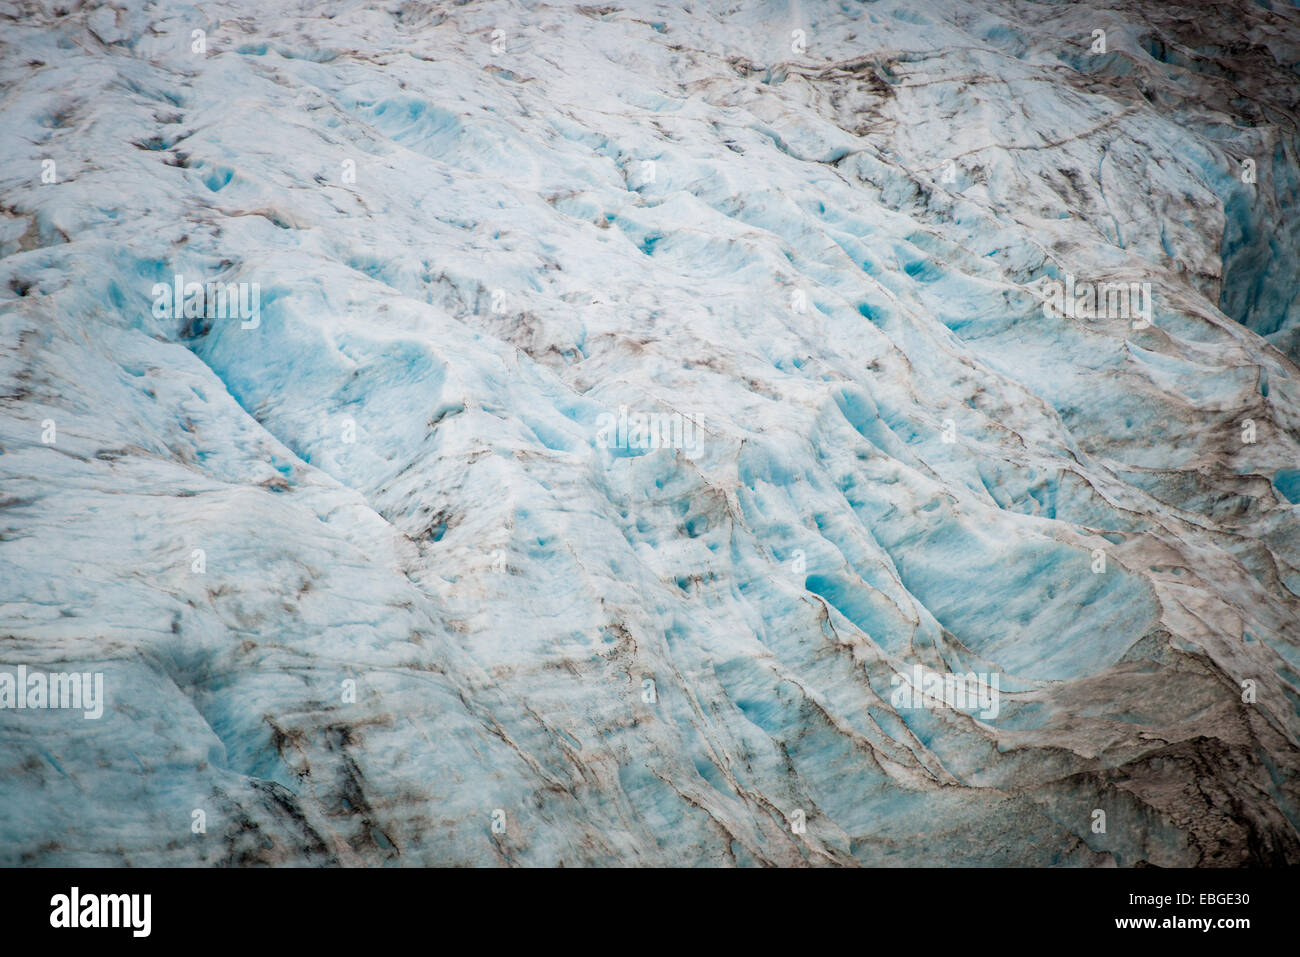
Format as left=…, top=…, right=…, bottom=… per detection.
left=0, top=0, right=1299, bottom=865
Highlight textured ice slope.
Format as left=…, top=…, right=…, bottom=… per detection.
left=1, top=0, right=1299, bottom=865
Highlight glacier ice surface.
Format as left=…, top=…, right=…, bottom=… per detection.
left=1, top=0, right=1299, bottom=865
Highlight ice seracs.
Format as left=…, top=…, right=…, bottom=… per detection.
left=0, top=0, right=1297, bottom=866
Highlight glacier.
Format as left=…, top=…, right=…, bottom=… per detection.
left=0, top=0, right=1298, bottom=866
